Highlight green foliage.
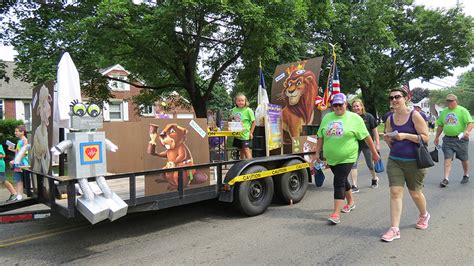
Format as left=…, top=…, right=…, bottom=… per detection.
left=429, top=71, right=474, bottom=113
left=316, top=0, right=473, bottom=118
left=0, top=119, right=24, bottom=158
left=1, top=0, right=473, bottom=120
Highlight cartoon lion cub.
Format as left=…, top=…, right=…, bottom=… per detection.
left=148, top=123, right=207, bottom=190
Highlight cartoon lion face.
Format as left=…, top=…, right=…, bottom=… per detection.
left=282, top=69, right=318, bottom=124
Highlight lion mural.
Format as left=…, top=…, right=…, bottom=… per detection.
left=281, top=62, right=318, bottom=145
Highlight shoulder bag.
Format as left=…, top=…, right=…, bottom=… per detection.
left=416, top=135, right=435, bottom=169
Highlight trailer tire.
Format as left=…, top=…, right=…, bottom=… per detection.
left=233, top=165, right=274, bottom=216
left=274, top=159, right=309, bottom=204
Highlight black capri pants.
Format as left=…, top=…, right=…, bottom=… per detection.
left=330, top=163, right=354, bottom=200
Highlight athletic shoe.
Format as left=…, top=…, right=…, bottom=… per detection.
left=461, top=176, right=470, bottom=184
left=351, top=185, right=359, bottom=193
left=416, top=213, right=430, bottom=230
left=381, top=227, right=400, bottom=242
left=16, top=194, right=23, bottom=201
left=440, top=179, right=449, bottom=187
left=328, top=214, right=340, bottom=224
left=6, top=194, right=17, bottom=203
left=371, top=178, right=379, bottom=188
left=341, top=204, right=356, bottom=213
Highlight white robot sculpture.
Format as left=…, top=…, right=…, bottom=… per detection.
left=51, top=100, right=127, bottom=224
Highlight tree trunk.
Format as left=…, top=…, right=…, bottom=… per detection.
left=361, top=86, right=378, bottom=120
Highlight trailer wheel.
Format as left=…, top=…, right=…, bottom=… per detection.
left=233, top=165, right=274, bottom=216
left=274, top=159, right=309, bottom=204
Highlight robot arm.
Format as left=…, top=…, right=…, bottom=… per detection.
left=50, top=140, right=73, bottom=156
left=105, top=139, right=118, bottom=152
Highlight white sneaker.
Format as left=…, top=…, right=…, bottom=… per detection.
left=16, top=194, right=23, bottom=201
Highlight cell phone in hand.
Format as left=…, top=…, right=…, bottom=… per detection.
left=386, top=131, right=399, bottom=137
left=6, top=140, right=15, bottom=148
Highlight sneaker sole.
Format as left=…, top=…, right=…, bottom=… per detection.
left=328, top=217, right=340, bottom=224
left=381, top=235, right=400, bottom=242
left=341, top=205, right=356, bottom=213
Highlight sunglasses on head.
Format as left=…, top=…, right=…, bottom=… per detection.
left=332, top=103, right=344, bottom=108
left=388, top=95, right=403, bottom=101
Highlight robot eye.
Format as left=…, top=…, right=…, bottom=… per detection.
left=87, top=104, right=101, bottom=117
left=72, top=103, right=87, bottom=117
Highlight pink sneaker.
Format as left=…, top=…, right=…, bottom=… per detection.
left=328, top=214, right=340, bottom=224
left=416, top=212, right=430, bottom=230
left=341, top=204, right=356, bottom=213
left=381, top=227, right=400, bottom=242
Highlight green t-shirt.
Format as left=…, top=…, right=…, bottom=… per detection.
left=0, top=145, right=5, bottom=172
left=317, top=111, right=369, bottom=166
left=232, top=106, right=255, bottom=140
left=436, top=106, right=473, bottom=137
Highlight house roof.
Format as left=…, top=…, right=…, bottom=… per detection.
left=0, top=61, right=33, bottom=100
left=99, top=64, right=130, bottom=76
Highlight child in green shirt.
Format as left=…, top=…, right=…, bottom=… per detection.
left=231, top=93, right=256, bottom=159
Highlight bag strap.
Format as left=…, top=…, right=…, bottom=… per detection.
left=417, top=135, right=427, bottom=146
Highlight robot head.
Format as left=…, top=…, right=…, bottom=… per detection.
left=69, top=100, right=103, bottom=130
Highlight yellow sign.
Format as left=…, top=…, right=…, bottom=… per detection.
left=208, top=131, right=242, bottom=137
left=228, top=162, right=310, bottom=185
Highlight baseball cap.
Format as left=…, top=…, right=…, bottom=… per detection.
left=331, top=93, right=347, bottom=105
left=446, top=94, right=457, bottom=101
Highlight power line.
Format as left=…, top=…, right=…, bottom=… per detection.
left=432, top=78, right=456, bottom=86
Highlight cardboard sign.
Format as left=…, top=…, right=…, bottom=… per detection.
left=271, top=57, right=323, bottom=145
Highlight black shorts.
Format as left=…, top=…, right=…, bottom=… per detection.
left=233, top=138, right=251, bottom=149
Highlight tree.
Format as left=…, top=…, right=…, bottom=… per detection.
left=411, top=87, right=430, bottom=103
left=429, top=71, right=474, bottom=113
left=2, top=0, right=316, bottom=118
left=312, top=0, right=474, bottom=118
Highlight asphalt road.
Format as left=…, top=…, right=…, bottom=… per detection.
left=1, top=136, right=473, bottom=264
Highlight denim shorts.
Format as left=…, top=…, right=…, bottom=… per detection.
left=386, top=158, right=426, bottom=191
left=13, top=172, right=23, bottom=183
left=0, top=172, right=6, bottom=182
left=442, top=136, right=469, bottom=161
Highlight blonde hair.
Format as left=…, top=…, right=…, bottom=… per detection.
left=234, top=93, right=249, bottom=107
left=351, top=99, right=366, bottom=114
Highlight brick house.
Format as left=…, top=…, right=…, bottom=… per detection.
left=0, top=61, right=33, bottom=129
left=0, top=62, right=195, bottom=126
left=100, top=64, right=195, bottom=121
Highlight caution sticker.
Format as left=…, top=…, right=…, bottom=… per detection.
left=208, top=131, right=242, bottom=137
left=228, top=162, right=310, bottom=185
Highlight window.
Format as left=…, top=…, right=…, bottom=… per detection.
left=108, top=75, right=130, bottom=91
left=24, top=102, right=32, bottom=131
left=109, top=102, right=123, bottom=120
left=0, top=99, right=3, bottom=120
left=140, top=104, right=155, bottom=117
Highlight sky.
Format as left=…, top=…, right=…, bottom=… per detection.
left=1, top=0, right=472, bottom=89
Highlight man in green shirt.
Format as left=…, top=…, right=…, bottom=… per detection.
left=434, top=94, right=474, bottom=187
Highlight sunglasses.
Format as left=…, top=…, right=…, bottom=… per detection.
left=388, top=95, right=403, bottom=101
left=332, top=103, right=344, bottom=108
left=446, top=99, right=455, bottom=102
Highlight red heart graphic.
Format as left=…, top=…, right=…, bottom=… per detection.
left=85, top=147, right=97, bottom=159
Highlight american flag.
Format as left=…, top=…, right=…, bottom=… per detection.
left=323, top=62, right=340, bottom=106
left=330, top=65, right=340, bottom=94
left=402, top=82, right=411, bottom=99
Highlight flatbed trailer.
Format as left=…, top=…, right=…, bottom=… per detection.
left=1, top=152, right=313, bottom=223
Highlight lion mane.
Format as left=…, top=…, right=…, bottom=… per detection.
left=281, top=68, right=318, bottom=144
